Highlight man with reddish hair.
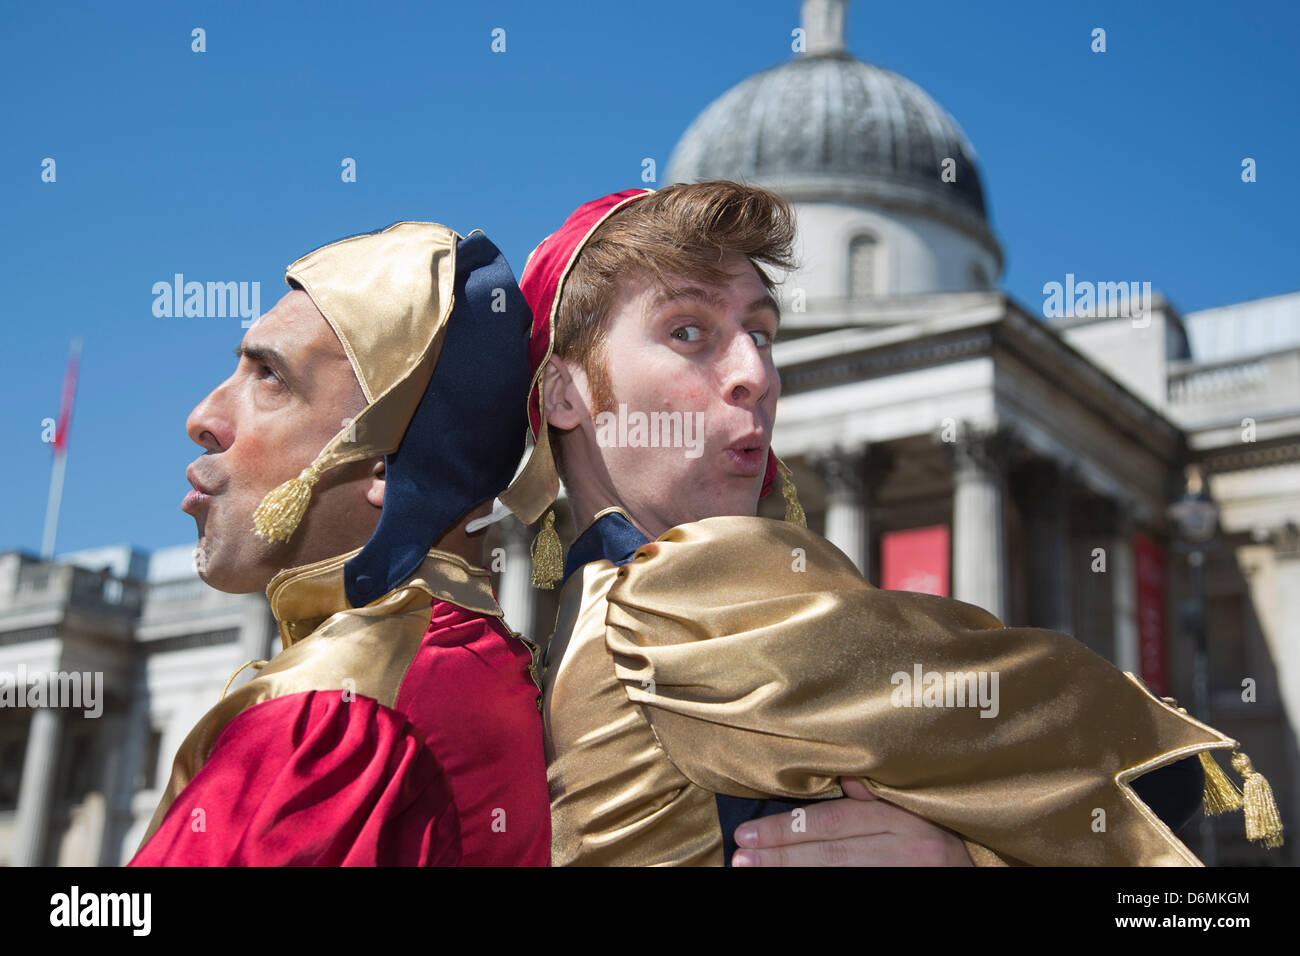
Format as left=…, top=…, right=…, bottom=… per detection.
left=491, top=182, right=1278, bottom=866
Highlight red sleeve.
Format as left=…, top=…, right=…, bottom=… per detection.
left=128, top=691, right=461, bottom=866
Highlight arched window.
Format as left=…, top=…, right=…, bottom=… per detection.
left=849, top=235, right=878, bottom=298
left=970, top=262, right=991, bottom=291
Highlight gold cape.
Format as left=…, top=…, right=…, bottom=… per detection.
left=138, top=548, right=506, bottom=848
left=543, top=515, right=1236, bottom=866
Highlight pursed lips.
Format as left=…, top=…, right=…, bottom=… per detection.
left=182, top=463, right=219, bottom=514
left=722, top=429, right=769, bottom=477
left=185, top=463, right=219, bottom=496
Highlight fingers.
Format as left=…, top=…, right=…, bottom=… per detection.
left=733, top=831, right=974, bottom=867
left=839, top=776, right=877, bottom=800
left=733, top=836, right=875, bottom=867
left=734, top=796, right=893, bottom=849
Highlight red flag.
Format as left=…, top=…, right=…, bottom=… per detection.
left=53, top=339, right=80, bottom=454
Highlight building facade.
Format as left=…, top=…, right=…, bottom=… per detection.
left=0, top=545, right=276, bottom=866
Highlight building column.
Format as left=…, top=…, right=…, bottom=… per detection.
left=12, top=705, right=65, bottom=867
left=1023, top=460, right=1075, bottom=635
left=952, top=426, right=1009, bottom=621
left=99, top=683, right=147, bottom=866
left=1111, top=501, right=1140, bottom=674
left=222, top=595, right=279, bottom=696
left=814, top=447, right=870, bottom=577
left=497, top=519, right=537, bottom=646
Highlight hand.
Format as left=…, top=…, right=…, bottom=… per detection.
left=731, top=777, right=974, bottom=867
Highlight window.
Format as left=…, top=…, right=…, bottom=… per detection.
left=849, top=235, right=878, bottom=298
left=57, top=727, right=95, bottom=804
left=0, top=727, right=29, bottom=811
left=136, top=728, right=164, bottom=792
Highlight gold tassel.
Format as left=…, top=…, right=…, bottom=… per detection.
left=530, top=510, right=564, bottom=590
left=253, top=462, right=324, bottom=542
left=1231, top=751, right=1284, bottom=848
left=1198, top=751, right=1244, bottom=815
left=778, top=459, right=806, bottom=527
left=1171, top=705, right=1243, bottom=814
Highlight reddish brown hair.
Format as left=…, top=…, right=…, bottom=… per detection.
left=551, top=180, right=798, bottom=414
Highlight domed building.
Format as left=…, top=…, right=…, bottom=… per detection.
left=667, top=0, right=1001, bottom=307
left=662, top=0, right=1185, bottom=641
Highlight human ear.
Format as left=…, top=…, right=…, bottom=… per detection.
left=364, top=459, right=385, bottom=509
left=543, top=357, right=587, bottom=432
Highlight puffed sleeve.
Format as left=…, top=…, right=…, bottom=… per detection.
left=128, top=691, right=460, bottom=866
left=603, top=516, right=1236, bottom=867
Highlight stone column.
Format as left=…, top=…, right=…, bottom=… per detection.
left=814, top=447, right=870, bottom=577
left=1023, top=460, right=1075, bottom=635
left=223, top=596, right=279, bottom=696
left=497, top=519, right=537, bottom=646
left=99, top=683, right=147, bottom=866
left=1110, top=502, right=1140, bottom=674
left=12, top=705, right=65, bottom=867
left=952, top=427, right=1009, bottom=621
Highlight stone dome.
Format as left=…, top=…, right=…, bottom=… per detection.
left=666, top=2, right=999, bottom=261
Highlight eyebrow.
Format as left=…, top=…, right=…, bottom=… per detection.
left=649, top=287, right=782, bottom=325
left=234, top=344, right=297, bottom=388
left=754, top=294, right=782, bottom=327
left=650, top=286, right=727, bottom=311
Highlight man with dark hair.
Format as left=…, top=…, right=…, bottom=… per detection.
left=492, top=183, right=1279, bottom=866
left=130, top=223, right=550, bottom=865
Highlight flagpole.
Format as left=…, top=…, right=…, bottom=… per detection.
left=40, top=453, right=67, bottom=560
left=41, top=337, right=81, bottom=560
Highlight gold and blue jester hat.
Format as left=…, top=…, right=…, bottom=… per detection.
left=251, top=222, right=532, bottom=607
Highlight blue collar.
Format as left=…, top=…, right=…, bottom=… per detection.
left=562, top=510, right=650, bottom=584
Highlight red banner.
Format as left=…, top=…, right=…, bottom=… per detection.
left=1134, top=531, right=1168, bottom=696
left=881, top=525, right=950, bottom=596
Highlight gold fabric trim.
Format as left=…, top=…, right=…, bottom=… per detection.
left=497, top=387, right=560, bottom=527
left=500, top=191, right=653, bottom=527
left=264, top=546, right=502, bottom=649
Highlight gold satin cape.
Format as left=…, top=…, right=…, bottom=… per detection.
left=542, top=515, right=1234, bottom=866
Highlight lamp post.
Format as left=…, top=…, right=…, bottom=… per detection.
left=1166, top=463, right=1221, bottom=865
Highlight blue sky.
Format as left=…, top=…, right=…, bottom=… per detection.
left=2, top=0, right=1297, bottom=557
